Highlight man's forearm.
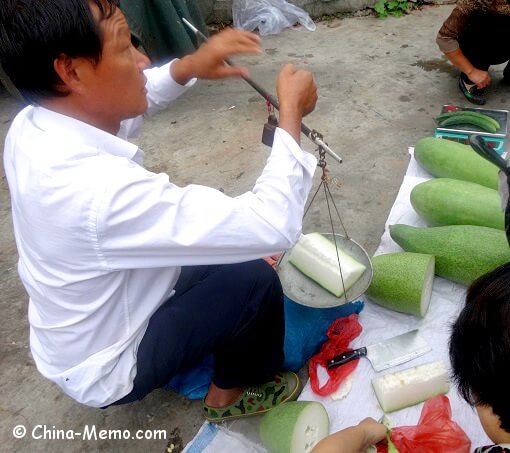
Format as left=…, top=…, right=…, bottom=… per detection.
left=278, top=108, right=302, bottom=145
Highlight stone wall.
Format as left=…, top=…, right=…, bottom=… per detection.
left=197, top=0, right=455, bottom=24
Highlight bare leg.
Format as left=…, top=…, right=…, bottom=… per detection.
left=204, top=383, right=243, bottom=407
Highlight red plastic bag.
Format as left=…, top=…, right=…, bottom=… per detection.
left=377, top=395, right=471, bottom=453
left=308, top=314, right=362, bottom=396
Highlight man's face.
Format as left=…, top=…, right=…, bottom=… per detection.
left=82, top=4, right=150, bottom=132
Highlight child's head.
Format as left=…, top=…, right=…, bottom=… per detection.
left=450, top=262, right=510, bottom=443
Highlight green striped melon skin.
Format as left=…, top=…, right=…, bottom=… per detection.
left=414, top=137, right=499, bottom=189
left=389, top=224, right=510, bottom=286
left=366, top=252, right=435, bottom=317
left=260, top=401, right=330, bottom=453
left=410, top=178, right=504, bottom=230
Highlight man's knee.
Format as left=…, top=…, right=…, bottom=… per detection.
left=243, top=259, right=284, bottom=300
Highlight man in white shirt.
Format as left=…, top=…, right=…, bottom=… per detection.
left=0, top=0, right=318, bottom=420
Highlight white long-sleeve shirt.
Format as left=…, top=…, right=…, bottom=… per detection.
left=3, top=61, right=317, bottom=407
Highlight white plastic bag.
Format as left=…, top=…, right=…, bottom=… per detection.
left=233, top=0, right=316, bottom=36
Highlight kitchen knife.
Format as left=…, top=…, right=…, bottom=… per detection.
left=326, top=329, right=431, bottom=372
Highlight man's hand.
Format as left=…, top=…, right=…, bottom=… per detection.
left=466, top=68, right=491, bottom=89
left=277, top=64, right=318, bottom=144
left=171, top=28, right=261, bottom=85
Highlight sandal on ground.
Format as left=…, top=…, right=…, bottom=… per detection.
left=458, top=74, right=486, bottom=105
left=203, top=371, right=300, bottom=423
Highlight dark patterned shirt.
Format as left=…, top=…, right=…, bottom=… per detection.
left=436, top=0, right=510, bottom=53
left=475, top=444, right=510, bottom=453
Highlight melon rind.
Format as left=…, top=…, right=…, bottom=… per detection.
left=366, top=252, right=435, bottom=317
left=414, top=137, right=499, bottom=189
left=410, top=178, right=504, bottom=230
left=259, top=401, right=330, bottom=453
left=389, top=224, right=510, bottom=286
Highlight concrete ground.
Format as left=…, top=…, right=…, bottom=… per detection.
left=1, top=4, right=509, bottom=453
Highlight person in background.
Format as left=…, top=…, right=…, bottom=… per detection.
left=0, top=0, right=318, bottom=421
left=450, top=262, right=510, bottom=452
left=436, top=0, right=510, bottom=105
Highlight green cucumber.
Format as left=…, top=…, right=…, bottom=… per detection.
left=414, top=137, right=499, bottom=189
left=410, top=178, right=504, bottom=230
left=260, top=401, right=330, bottom=453
left=435, top=111, right=500, bottom=131
left=288, top=233, right=366, bottom=297
left=372, top=361, right=449, bottom=413
left=366, top=252, right=435, bottom=317
left=389, top=224, right=510, bottom=285
left=438, top=114, right=498, bottom=133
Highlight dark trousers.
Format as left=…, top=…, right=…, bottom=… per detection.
left=459, top=13, right=510, bottom=78
left=110, top=260, right=285, bottom=406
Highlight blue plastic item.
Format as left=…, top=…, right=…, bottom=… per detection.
left=166, top=296, right=364, bottom=399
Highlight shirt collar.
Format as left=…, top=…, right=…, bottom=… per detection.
left=31, top=106, right=140, bottom=161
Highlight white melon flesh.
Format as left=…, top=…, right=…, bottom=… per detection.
left=288, top=233, right=366, bottom=297
left=259, top=401, right=330, bottom=453
left=366, top=252, right=435, bottom=317
left=372, top=361, right=449, bottom=413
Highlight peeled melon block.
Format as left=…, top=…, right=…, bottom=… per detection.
left=288, top=233, right=366, bottom=297
left=372, top=361, right=449, bottom=413
left=366, top=252, right=435, bottom=317
left=260, top=401, right=330, bottom=453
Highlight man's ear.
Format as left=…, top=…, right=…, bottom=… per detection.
left=53, top=54, right=89, bottom=95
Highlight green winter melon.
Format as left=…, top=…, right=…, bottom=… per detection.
left=414, top=137, right=499, bottom=189
left=366, top=252, right=435, bottom=317
left=389, top=224, right=510, bottom=286
left=260, top=401, right=330, bottom=453
left=410, top=178, right=504, bottom=230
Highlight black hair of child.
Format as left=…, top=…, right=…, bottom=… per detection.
left=450, top=261, right=510, bottom=433
left=0, top=0, right=118, bottom=103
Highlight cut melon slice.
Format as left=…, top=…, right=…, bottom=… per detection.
left=366, top=252, right=435, bottom=317
left=259, top=401, right=330, bottom=453
left=288, top=233, right=367, bottom=297
left=372, top=361, right=449, bottom=413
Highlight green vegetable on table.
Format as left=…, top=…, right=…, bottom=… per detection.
left=366, top=252, right=435, bottom=317
left=260, top=401, right=330, bottom=453
left=410, top=178, right=505, bottom=230
left=389, top=224, right=510, bottom=286
left=435, top=111, right=500, bottom=133
left=414, top=137, right=499, bottom=189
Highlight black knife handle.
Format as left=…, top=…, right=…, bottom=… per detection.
left=469, top=134, right=510, bottom=175
left=327, top=347, right=368, bottom=369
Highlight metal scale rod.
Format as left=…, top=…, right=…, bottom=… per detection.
left=182, top=18, right=342, bottom=165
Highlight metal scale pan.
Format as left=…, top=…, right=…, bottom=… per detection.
left=277, top=233, right=373, bottom=308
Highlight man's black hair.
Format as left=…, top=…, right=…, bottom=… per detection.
left=0, top=0, right=118, bottom=103
left=449, top=261, right=510, bottom=433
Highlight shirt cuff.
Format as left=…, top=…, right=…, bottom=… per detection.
left=273, top=127, right=318, bottom=175
left=436, top=36, right=459, bottom=54
left=144, top=60, right=197, bottom=103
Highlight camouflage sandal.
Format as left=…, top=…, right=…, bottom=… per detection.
left=203, top=371, right=301, bottom=423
